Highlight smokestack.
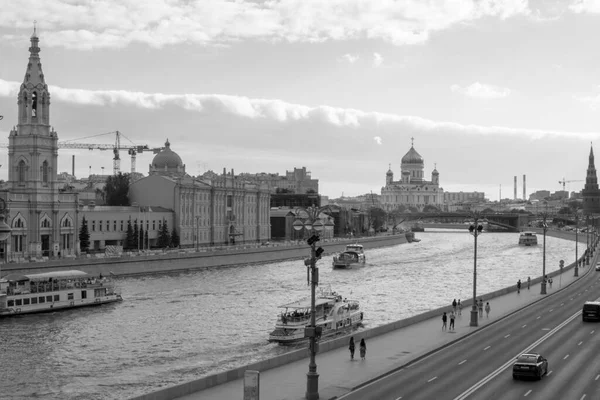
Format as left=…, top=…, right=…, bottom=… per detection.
left=514, top=176, right=517, bottom=200
left=72, top=155, right=75, bottom=178
left=499, top=184, right=502, bottom=201
left=523, top=174, right=526, bottom=200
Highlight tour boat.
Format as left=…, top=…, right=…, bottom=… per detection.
left=332, top=244, right=366, bottom=269
left=518, top=231, right=538, bottom=246
left=0, top=270, right=122, bottom=317
left=268, top=287, right=363, bottom=345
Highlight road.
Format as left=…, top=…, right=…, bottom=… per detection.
left=338, top=268, right=600, bottom=400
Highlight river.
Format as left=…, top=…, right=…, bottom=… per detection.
left=0, top=229, right=581, bottom=399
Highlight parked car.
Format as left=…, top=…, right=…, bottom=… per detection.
left=513, top=353, right=548, bottom=380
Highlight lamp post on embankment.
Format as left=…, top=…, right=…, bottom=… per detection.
left=468, top=212, right=484, bottom=327
left=540, top=209, right=549, bottom=295
left=292, top=205, right=333, bottom=400
left=575, top=213, right=579, bottom=277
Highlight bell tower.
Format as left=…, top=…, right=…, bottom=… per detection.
left=583, top=145, right=600, bottom=214
left=8, top=25, right=59, bottom=194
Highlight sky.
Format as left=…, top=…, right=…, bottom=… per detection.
left=1, top=0, right=600, bottom=202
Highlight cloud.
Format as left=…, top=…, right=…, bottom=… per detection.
left=450, top=82, right=511, bottom=99
left=373, top=136, right=382, bottom=145
left=575, top=85, right=600, bottom=110
left=569, top=0, right=600, bottom=13
left=372, top=53, right=384, bottom=67
left=0, top=0, right=531, bottom=50
left=341, top=53, right=359, bottom=64
left=1, top=78, right=597, bottom=141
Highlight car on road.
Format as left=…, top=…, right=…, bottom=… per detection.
left=582, top=301, right=600, bottom=321
left=596, top=265, right=600, bottom=271
left=513, top=353, right=548, bottom=380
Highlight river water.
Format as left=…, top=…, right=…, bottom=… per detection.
left=0, top=229, right=582, bottom=399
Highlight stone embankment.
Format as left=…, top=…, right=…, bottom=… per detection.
left=1, top=233, right=409, bottom=277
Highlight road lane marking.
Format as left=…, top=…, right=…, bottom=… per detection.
left=524, top=389, right=532, bottom=396
left=395, top=397, right=402, bottom=400
left=459, top=360, right=466, bottom=365
left=427, top=376, right=437, bottom=382
left=580, top=395, right=586, bottom=400
left=537, top=316, right=541, bottom=319
left=596, top=375, right=600, bottom=381
left=542, top=328, right=550, bottom=331
left=561, top=303, right=564, bottom=306
left=591, top=330, right=595, bottom=334
left=564, top=354, right=569, bottom=360
left=578, top=341, right=583, bottom=346
left=504, top=334, right=511, bottom=338
left=522, top=325, right=527, bottom=328
left=484, top=346, right=490, bottom=351
left=550, top=309, right=554, bottom=312
left=453, top=310, right=582, bottom=400
left=548, top=370, right=553, bottom=376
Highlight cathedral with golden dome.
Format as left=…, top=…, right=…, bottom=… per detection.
left=380, top=139, right=444, bottom=211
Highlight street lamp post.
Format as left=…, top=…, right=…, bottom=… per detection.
left=468, top=213, right=484, bottom=327
left=575, top=214, right=579, bottom=277
left=540, top=202, right=549, bottom=295
left=293, top=205, right=331, bottom=400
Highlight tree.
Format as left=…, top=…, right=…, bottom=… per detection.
left=79, top=216, right=90, bottom=252
left=144, top=229, right=149, bottom=249
left=139, top=224, right=145, bottom=250
left=482, top=208, right=495, bottom=214
left=171, top=228, right=180, bottom=248
left=368, top=207, right=387, bottom=232
left=422, top=205, right=440, bottom=213
left=158, top=218, right=171, bottom=248
left=104, top=172, right=131, bottom=206
left=133, top=219, right=139, bottom=250
left=125, top=217, right=135, bottom=250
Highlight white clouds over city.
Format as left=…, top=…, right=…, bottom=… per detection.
left=450, top=82, right=512, bottom=99
left=341, top=53, right=359, bottom=64
left=0, top=0, right=532, bottom=49
left=372, top=53, right=384, bottom=67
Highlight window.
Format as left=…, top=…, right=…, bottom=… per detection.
left=54, top=295, right=59, bottom=301
left=227, top=195, right=233, bottom=207
left=31, top=91, right=38, bottom=117
left=92, top=221, right=96, bottom=232
left=106, top=221, right=109, bottom=231
left=31, top=297, right=38, bottom=304
left=81, top=290, right=87, bottom=299
left=18, top=160, right=26, bottom=183
left=46, top=295, right=52, bottom=302
left=7, top=300, right=14, bottom=306
left=120, top=220, right=124, bottom=231
left=39, top=296, right=45, bottom=303
left=42, top=160, right=48, bottom=184
left=67, top=293, right=74, bottom=300
left=16, top=299, right=22, bottom=306
left=114, top=221, right=117, bottom=231
left=23, top=298, right=30, bottom=305
left=153, top=220, right=156, bottom=230
left=99, top=220, right=102, bottom=231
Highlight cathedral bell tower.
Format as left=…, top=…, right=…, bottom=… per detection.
left=8, top=26, right=59, bottom=193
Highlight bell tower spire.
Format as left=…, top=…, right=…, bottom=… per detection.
left=8, top=24, right=59, bottom=193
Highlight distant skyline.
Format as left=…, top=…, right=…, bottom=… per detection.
left=1, top=1, right=600, bottom=201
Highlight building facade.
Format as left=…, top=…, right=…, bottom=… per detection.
left=380, top=141, right=444, bottom=211
left=236, top=166, right=319, bottom=194
left=130, top=145, right=271, bottom=247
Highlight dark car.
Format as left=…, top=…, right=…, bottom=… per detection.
left=513, top=353, right=548, bottom=380
left=583, top=301, right=600, bottom=321
left=595, top=265, right=600, bottom=271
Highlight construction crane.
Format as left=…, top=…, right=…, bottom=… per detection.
left=58, top=131, right=156, bottom=175
left=558, top=178, right=584, bottom=191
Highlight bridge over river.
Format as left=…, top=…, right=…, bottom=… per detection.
left=394, top=212, right=531, bottom=232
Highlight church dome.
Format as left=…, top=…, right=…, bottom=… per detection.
left=401, top=146, right=424, bottom=165
left=151, top=139, right=183, bottom=169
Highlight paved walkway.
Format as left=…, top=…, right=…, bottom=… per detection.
left=177, top=259, right=596, bottom=400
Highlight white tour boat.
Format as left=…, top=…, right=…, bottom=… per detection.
left=518, top=231, right=538, bottom=246
left=332, top=244, right=366, bottom=269
left=0, top=270, right=122, bottom=317
left=268, top=287, right=363, bottom=345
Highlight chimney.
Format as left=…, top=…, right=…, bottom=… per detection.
left=523, top=174, right=526, bottom=200
left=514, top=176, right=517, bottom=200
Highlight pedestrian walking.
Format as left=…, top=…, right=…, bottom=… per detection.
left=478, top=299, right=484, bottom=317
left=452, top=299, right=457, bottom=314
left=527, top=276, right=531, bottom=290
left=549, top=277, right=553, bottom=289
left=349, top=336, right=355, bottom=360
left=485, top=302, right=491, bottom=318
left=359, top=338, right=366, bottom=360
left=442, top=312, right=447, bottom=331
left=517, top=279, right=522, bottom=294
left=449, top=311, right=455, bottom=330
left=457, top=299, right=462, bottom=316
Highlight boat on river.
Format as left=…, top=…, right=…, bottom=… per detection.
left=332, top=244, right=366, bottom=269
left=518, top=231, right=538, bottom=246
left=0, top=270, right=122, bottom=317
left=268, top=287, right=363, bottom=345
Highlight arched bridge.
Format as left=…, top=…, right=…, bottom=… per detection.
left=393, top=212, right=529, bottom=233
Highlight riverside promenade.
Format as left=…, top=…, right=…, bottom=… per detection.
left=134, top=232, right=598, bottom=400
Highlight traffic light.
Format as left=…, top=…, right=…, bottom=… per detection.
left=315, top=247, right=324, bottom=259
left=307, top=234, right=320, bottom=245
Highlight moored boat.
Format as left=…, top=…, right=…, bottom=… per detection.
left=0, top=270, right=122, bottom=317
left=332, top=244, right=366, bottom=269
left=268, top=287, right=363, bottom=345
left=518, top=231, right=538, bottom=246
